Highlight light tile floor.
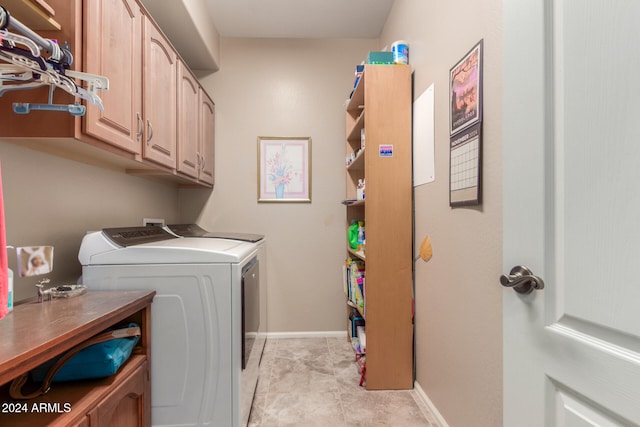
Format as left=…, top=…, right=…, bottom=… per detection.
left=248, top=337, right=440, bottom=427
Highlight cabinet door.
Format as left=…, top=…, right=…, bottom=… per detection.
left=70, top=416, right=90, bottom=427
left=176, top=60, right=200, bottom=179
left=199, top=90, right=215, bottom=185
left=90, top=361, right=149, bottom=427
left=142, top=17, right=177, bottom=169
left=84, top=0, right=143, bottom=155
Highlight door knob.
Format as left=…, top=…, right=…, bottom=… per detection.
left=500, top=265, right=544, bottom=295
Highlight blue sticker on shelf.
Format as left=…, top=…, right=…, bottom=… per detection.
left=379, top=145, right=393, bottom=157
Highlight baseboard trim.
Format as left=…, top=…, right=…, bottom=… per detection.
left=265, top=331, right=347, bottom=339
left=413, top=381, right=450, bottom=427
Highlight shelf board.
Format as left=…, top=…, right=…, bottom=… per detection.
left=347, top=147, right=365, bottom=171
left=346, top=109, right=365, bottom=144
left=2, top=0, right=61, bottom=30
left=348, top=247, right=366, bottom=261
left=343, top=199, right=365, bottom=207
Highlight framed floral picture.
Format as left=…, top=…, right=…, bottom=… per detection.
left=258, top=136, right=311, bottom=203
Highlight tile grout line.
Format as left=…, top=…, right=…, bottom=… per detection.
left=263, top=337, right=276, bottom=426
left=327, top=337, right=350, bottom=425
left=253, top=338, right=277, bottom=427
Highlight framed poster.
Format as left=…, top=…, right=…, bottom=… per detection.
left=449, top=40, right=483, bottom=136
left=258, top=136, right=311, bottom=203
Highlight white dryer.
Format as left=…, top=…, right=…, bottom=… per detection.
left=165, top=224, right=267, bottom=427
left=78, top=226, right=258, bottom=427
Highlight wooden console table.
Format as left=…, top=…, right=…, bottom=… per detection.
left=0, top=290, right=154, bottom=426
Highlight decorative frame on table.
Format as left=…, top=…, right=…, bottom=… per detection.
left=257, top=136, right=312, bottom=203
left=448, top=40, right=483, bottom=207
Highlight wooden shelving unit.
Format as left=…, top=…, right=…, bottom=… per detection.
left=343, top=64, right=413, bottom=390
left=2, top=0, right=61, bottom=30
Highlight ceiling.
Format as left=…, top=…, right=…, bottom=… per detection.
left=203, top=0, right=395, bottom=39
left=141, top=0, right=394, bottom=71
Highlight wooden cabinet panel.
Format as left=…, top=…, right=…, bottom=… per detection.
left=178, top=61, right=215, bottom=185
left=90, top=361, right=149, bottom=427
left=83, top=0, right=143, bottom=155
left=177, top=60, right=200, bottom=179
left=71, top=416, right=90, bottom=427
left=142, top=17, right=177, bottom=169
left=177, top=62, right=215, bottom=185
left=199, top=90, right=215, bottom=185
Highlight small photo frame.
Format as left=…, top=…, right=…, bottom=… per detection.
left=17, top=246, right=54, bottom=277
left=258, top=136, right=312, bottom=203
left=449, top=40, right=483, bottom=136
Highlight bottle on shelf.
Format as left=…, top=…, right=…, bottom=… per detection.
left=357, top=220, right=365, bottom=252
left=357, top=179, right=365, bottom=201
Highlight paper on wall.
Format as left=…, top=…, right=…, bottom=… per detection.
left=413, top=84, right=435, bottom=186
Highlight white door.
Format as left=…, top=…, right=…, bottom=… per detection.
left=503, top=0, right=640, bottom=425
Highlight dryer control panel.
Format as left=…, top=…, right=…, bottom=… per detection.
left=103, top=226, right=177, bottom=247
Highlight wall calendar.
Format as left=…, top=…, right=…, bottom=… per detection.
left=449, top=40, right=483, bottom=206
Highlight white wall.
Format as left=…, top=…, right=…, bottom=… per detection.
left=141, top=0, right=220, bottom=73
left=379, top=1, right=503, bottom=426
left=179, top=38, right=377, bottom=332
left=0, top=141, right=179, bottom=302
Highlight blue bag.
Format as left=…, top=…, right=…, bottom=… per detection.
left=30, top=323, right=140, bottom=382
left=9, top=324, right=141, bottom=399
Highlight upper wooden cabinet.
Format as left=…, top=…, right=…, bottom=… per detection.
left=84, top=0, right=143, bottom=155
left=0, top=0, right=213, bottom=187
left=142, top=16, right=177, bottom=169
left=177, top=61, right=215, bottom=185
left=85, top=1, right=178, bottom=170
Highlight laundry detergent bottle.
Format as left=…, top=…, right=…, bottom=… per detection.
left=357, top=221, right=365, bottom=252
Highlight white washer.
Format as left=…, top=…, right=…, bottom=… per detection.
left=78, top=226, right=258, bottom=427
